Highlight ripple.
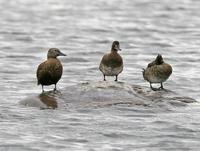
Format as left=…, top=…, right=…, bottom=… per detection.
left=0, top=0, right=200, bottom=150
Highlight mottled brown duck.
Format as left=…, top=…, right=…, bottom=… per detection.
left=99, top=41, right=123, bottom=81
left=37, top=48, right=66, bottom=92
left=143, top=54, right=172, bottom=91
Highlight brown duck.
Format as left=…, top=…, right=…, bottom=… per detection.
left=143, top=54, right=172, bottom=91
left=99, top=41, right=123, bottom=81
left=37, top=48, right=66, bottom=92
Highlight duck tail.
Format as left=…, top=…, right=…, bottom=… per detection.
left=142, top=68, right=146, bottom=79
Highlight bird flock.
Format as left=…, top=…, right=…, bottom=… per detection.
left=36, top=41, right=172, bottom=92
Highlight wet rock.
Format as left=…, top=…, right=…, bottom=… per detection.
left=20, top=81, right=197, bottom=109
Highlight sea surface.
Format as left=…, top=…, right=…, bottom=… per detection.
left=0, top=0, right=200, bottom=150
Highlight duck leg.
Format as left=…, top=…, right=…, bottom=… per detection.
left=159, top=83, right=164, bottom=90
left=42, top=85, right=44, bottom=92
left=115, top=75, right=118, bottom=81
left=54, top=84, right=57, bottom=91
left=150, top=83, right=154, bottom=90
left=103, top=75, right=106, bottom=81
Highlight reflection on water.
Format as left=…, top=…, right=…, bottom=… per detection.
left=20, top=91, right=58, bottom=109
left=39, top=93, right=58, bottom=109
left=0, top=0, right=200, bottom=150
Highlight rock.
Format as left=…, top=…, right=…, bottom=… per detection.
left=20, top=81, right=196, bottom=109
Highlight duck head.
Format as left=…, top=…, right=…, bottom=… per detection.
left=111, top=41, right=121, bottom=52
left=155, top=54, right=164, bottom=65
left=47, top=48, right=66, bottom=59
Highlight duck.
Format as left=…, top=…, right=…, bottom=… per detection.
left=99, top=41, right=123, bottom=81
left=37, top=48, right=66, bottom=92
left=142, top=54, right=172, bottom=91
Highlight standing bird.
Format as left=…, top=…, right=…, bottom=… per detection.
left=142, top=54, right=172, bottom=91
left=37, top=48, right=66, bottom=92
left=99, top=41, right=123, bottom=81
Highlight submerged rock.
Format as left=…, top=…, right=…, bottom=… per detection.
left=20, top=81, right=196, bottom=109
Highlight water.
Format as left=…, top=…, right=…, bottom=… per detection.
left=0, top=0, right=200, bottom=150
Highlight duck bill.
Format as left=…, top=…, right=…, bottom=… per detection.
left=59, top=52, right=67, bottom=56
left=114, top=45, right=121, bottom=51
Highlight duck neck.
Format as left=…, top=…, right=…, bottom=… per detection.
left=47, top=56, right=57, bottom=59
left=111, top=49, right=118, bottom=54
left=155, top=60, right=164, bottom=65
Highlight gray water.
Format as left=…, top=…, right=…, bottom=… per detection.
left=0, top=0, right=200, bottom=150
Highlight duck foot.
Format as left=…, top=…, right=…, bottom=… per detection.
left=103, top=75, right=106, bottom=81
left=159, top=83, right=164, bottom=89
left=150, top=83, right=164, bottom=91
left=151, top=87, right=160, bottom=91
left=54, top=84, right=57, bottom=91
left=151, top=86, right=165, bottom=91
left=115, top=75, right=118, bottom=81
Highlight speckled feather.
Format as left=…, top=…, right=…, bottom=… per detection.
left=143, top=62, right=172, bottom=83
left=37, top=58, right=63, bottom=86
left=99, top=52, right=123, bottom=76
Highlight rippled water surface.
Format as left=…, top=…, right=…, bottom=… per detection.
left=0, top=0, right=200, bottom=150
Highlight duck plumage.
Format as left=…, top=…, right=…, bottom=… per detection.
left=143, top=54, right=172, bottom=90
left=99, top=41, right=123, bottom=81
left=36, top=48, right=66, bottom=92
